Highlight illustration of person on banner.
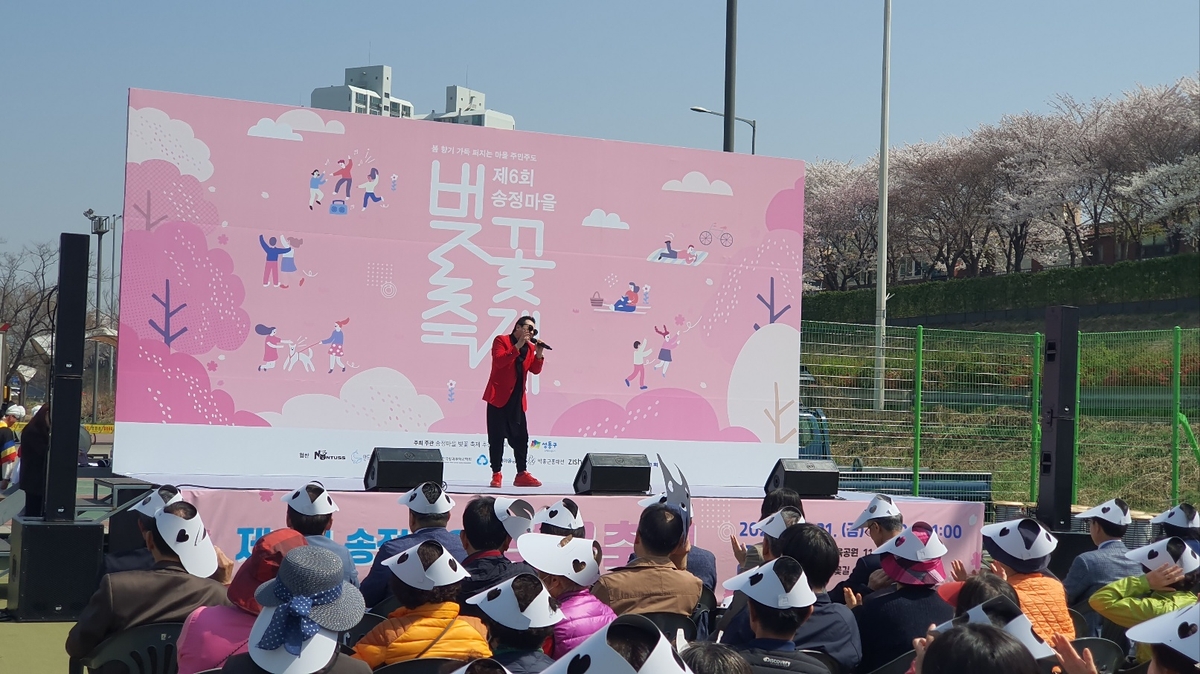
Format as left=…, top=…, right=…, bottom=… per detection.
left=320, top=318, right=349, bottom=373
left=483, top=315, right=546, bottom=489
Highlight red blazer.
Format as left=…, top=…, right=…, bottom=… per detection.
left=483, top=334, right=544, bottom=410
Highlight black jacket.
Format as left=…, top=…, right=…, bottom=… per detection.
left=16, top=422, right=48, bottom=496
left=735, top=641, right=831, bottom=674
left=492, top=648, right=556, bottom=674
left=853, top=585, right=953, bottom=672
left=457, top=552, right=535, bottom=618
left=829, top=553, right=883, bottom=604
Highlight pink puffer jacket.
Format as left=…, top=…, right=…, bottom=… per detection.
left=552, top=588, right=617, bottom=659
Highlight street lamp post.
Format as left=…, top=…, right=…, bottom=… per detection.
left=84, top=209, right=110, bottom=424
left=690, top=106, right=757, bottom=154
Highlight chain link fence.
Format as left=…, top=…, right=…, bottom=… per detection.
left=1077, top=327, right=1200, bottom=513
left=800, top=320, right=1197, bottom=513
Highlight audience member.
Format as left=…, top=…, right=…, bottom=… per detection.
left=459, top=496, right=537, bottom=611
left=1152, top=503, right=1200, bottom=554
left=782, top=523, right=862, bottom=671
left=219, top=546, right=368, bottom=674
left=533, top=498, right=586, bottom=537
left=67, top=502, right=232, bottom=672
left=916, top=623, right=1039, bottom=674
left=1064, top=498, right=1144, bottom=635
left=100, top=484, right=184, bottom=576
left=680, top=642, right=752, bottom=674
left=980, top=517, right=1075, bottom=641
left=353, top=540, right=491, bottom=667
left=952, top=571, right=1021, bottom=617
left=450, top=659, right=517, bottom=674
left=517, top=533, right=616, bottom=658
left=853, top=521, right=954, bottom=672
left=732, top=487, right=805, bottom=572
left=465, top=573, right=563, bottom=673
left=360, top=481, right=467, bottom=607
left=832, top=493, right=904, bottom=604
left=537, top=614, right=693, bottom=674
left=724, top=556, right=830, bottom=673
left=1090, top=536, right=1200, bottom=663
left=592, top=503, right=703, bottom=617
left=282, top=481, right=359, bottom=587
left=637, top=459, right=718, bottom=591
left=15, top=404, right=49, bottom=517
left=0, top=403, right=23, bottom=487
left=1119, top=603, right=1197, bottom=674
left=177, top=529, right=309, bottom=674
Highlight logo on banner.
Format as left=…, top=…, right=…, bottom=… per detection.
left=313, top=450, right=347, bottom=461
left=476, top=455, right=489, bottom=465
left=530, top=439, right=558, bottom=452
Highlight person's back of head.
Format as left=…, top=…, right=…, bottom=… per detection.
left=745, top=557, right=813, bottom=639
left=1152, top=642, right=1198, bottom=674
left=389, top=540, right=464, bottom=609
left=761, top=488, right=804, bottom=521
left=285, top=484, right=334, bottom=536
left=605, top=621, right=659, bottom=669
left=778, top=523, right=839, bottom=590
left=680, top=642, right=752, bottom=674
left=956, top=571, right=1021, bottom=618
left=920, top=624, right=1038, bottom=674
left=636, top=503, right=685, bottom=558
left=479, top=574, right=560, bottom=652
left=1161, top=503, right=1200, bottom=541
left=463, top=496, right=510, bottom=552
left=761, top=508, right=805, bottom=559
left=411, top=482, right=453, bottom=529
left=136, top=485, right=183, bottom=535
left=149, top=501, right=197, bottom=559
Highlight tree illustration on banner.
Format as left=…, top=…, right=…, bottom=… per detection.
left=125, top=159, right=221, bottom=234
left=753, top=277, right=791, bottom=331
left=122, top=221, right=250, bottom=355
left=727, top=323, right=801, bottom=444
left=149, top=279, right=188, bottom=346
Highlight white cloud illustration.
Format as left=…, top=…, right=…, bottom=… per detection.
left=127, top=107, right=214, bottom=182
left=258, top=367, right=444, bottom=431
left=247, top=118, right=302, bottom=141
left=247, top=109, right=345, bottom=142
left=662, top=171, right=733, bottom=196
left=581, top=208, right=629, bottom=230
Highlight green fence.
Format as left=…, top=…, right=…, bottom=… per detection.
left=801, top=320, right=1198, bottom=513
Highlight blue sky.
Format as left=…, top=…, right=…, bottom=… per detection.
left=0, top=0, right=1196, bottom=254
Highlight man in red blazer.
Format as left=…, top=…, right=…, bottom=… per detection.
left=483, top=316, right=546, bottom=488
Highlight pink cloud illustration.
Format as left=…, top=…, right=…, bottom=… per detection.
left=551, top=389, right=757, bottom=442
left=115, top=322, right=268, bottom=426
left=765, top=177, right=804, bottom=236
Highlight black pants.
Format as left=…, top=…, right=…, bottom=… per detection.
left=486, top=402, right=528, bottom=473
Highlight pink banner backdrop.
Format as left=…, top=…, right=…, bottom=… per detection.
left=115, top=90, right=807, bottom=488
left=184, top=489, right=985, bottom=593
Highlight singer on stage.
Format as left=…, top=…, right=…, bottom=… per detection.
left=483, top=316, right=546, bottom=488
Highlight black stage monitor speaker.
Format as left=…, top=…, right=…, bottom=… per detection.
left=8, top=517, right=105, bottom=621
left=1037, top=306, right=1080, bottom=530
left=364, top=447, right=443, bottom=492
left=107, top=481, right=155, bottom=555
left=765, top=458, right=840, bottom=499
left=1046, top=530, right=1095, bottom=580
left=573, top=453, right=651, bottom=495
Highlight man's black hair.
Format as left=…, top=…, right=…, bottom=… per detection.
left=868, top=513, right=905, bottom=533
left=481, top=575, right=559, bottom=651
left=463, top=496, right=510, bottom=551
left=515, top=316, right=536, bottom=328
left=760, top=488, right=805, bottom=521
left=150, top=501, right=198, bottom=557
left=955, top=572, right=1021, bottom=618
left=286, top=484, right=334, bottom=536
left=1094, top=517, right=1128, bottom=539
left=778, top=523, right=839, bottom=589
left=637, top=503, right=685, bottom=557
left=745, top=557, right=812, bottom=636
left=605, top=621, right=659, bottom=670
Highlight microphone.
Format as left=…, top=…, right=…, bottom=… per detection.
left=531, top=338, right=553, bottom=351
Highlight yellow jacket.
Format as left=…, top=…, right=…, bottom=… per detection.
left=352, top=602, right=491, bottom=668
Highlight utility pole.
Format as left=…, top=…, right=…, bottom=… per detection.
left=723, top=0, right=737, bottom=152
left=873, top=0, right=893, bottom=411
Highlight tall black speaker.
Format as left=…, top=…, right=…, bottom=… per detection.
left=8, top=517, right=104, bottom=621
left=363, top=447, right=443, bottom=491
left=44, top=233, right=90, bottom=521
left=1037, top=305, right=1080, bottom=530
left=573, top=453, right=651, bottom=495
left=107, top=481, right=155, bottom=554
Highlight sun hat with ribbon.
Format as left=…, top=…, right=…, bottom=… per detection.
left=877, top=521, right=948, bottom=586
left=981, top=518, right=1058, bottom=574
left=250, top=546, right=365, bottom=672
left=228, top=528, right=309, bottom=615
left=533, top=498, right=586, bottom=533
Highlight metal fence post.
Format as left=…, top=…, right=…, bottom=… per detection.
left=1173, top=325, right=1182, bottom=505
left=1072, top=331, right=1081, bottom=505
left=1030, top=332, right=1043, bottom=502
left=912, top=325, right=923, bottom=496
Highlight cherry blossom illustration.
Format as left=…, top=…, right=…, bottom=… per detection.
left=125, top=159, right=221, bottom=234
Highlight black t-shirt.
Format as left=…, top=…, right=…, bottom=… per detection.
left=504, top=342, right=529, bottom=411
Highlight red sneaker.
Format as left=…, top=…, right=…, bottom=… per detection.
left=513, top=471, right=542, bottom=488
left=489, top=472, right=503, bottom=488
